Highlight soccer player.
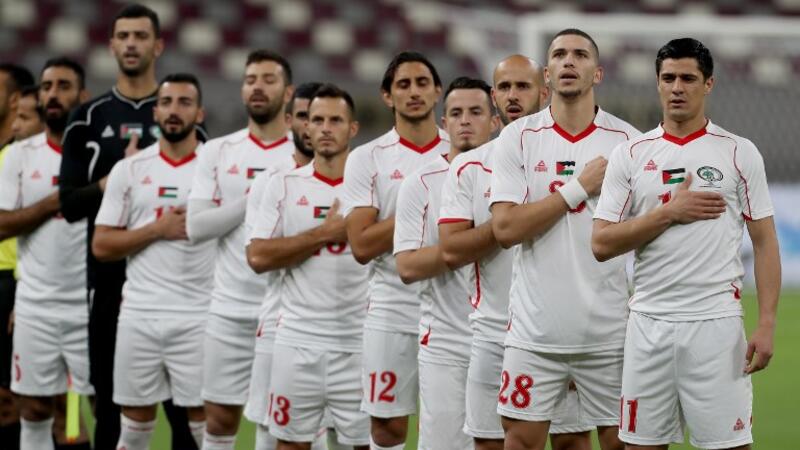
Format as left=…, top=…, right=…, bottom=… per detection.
left=247, top=84, right=370, bottom=450
left=592, top=38, right=780, bottom=450
left=341, top=51, right=449, bottom=450
left=59, top=5, right=201, bottom=448
left=185, top=50, right=296, bottom=450
left=0, top=57, right=91, bottom=450
left=438, top=55, right=594, bottom=450
left=0, top=62, right=34, bottom=450
left=11, top=86, right=44, bottom=141
left=490, top=29, right=640, bottom=450
left=394, top=77, right=497, bottom=450
left=92, top=74, right=213, bottom=450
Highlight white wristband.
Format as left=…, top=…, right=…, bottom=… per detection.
left=557, top=179, right=589, bottom=209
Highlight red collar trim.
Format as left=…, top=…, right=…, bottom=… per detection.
left=313, top=170, right=343, bottom=187
left=160, top=151, right=196, bottom=167
left=249, top=133, right=289, bottom=150
left=552, top=121, right=598, bottom=143
left=398, top=135, right=442, bottom=154
left=661, top=121, right=708, bottom=146
left=47, top=139, right=62, bottom=154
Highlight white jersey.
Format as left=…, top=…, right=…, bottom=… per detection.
left=95, top=144, right=215, bottom=318
left=394, top=154, right=473, bottom=365
left=438, top=140, right=511, bottom=344
left=341, top=128, right=450, bottom=334
left=255, top=163, right=369, bottom=352
left=0, top=133, right=86, bottom=317
left=594, top=121, right=773, bottom=321
left=189, top=129, right=295, bottom=319
left=490, top=108, right=640, bottom=353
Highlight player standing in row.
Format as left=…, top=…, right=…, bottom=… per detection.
left=92, top=74, right=214, bottom=450
left=394, top=77, right=498, bottom=449
left=341, top=51, right=449, bottom=450
left=439, top=55, right=594, bottom=450
left=10, top=86, right=44, bottom=141
left=593, top=38, right=781, bottom=450
left=0, top=58, right=91, bottom=450
left=490, top=29, right=640, bottom=450
left=59, top=5, right=200, bottom=447
left=247, top=84, right=370, bottom=449
left=0, top=63, right=34, bottom=450
left=186, top=50, right=296, bottom=450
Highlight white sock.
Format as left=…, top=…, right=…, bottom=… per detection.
left=189, top=420, right=205, bottom=449
left=326, top=427, right=354, bottom=450
left=117, top=415, right=155, bottom=450
left=369, top=436, right=405, bottom=450
left=254, top=424, right=277, bottom=450
left=20, top=417, right=54, bottom=450
left=202, top=430, right=237, bottom=450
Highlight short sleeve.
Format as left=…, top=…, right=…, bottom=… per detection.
left=438, top=154, right=475, bottom=224
left=188, top=144, right=219, bottom=202
left=594, top=142, right=633, bottom=223
left=341, top=146, right=377, bottom=217
left=393, top=174, right=428, bottom=254
left=489, top=124, right=526, bottom=206
left=95, top=160, right=131, bottom=228
left=735, top=140, right=773, bottom=221
left=248, top=173, right=285, bottom=241
left=0, top=145, right=23, bottom=210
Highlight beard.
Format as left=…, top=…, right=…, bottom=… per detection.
left=247, top=96, right=284, bottom=125
left=292, top=129, right=314, bottom=159
left=159, top=122, right=194, bottom=143
left=45, top=111, right=69, bottom=133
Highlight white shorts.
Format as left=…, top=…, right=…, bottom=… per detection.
left=497, top=346, right=622, bottom=427
left=11, top=313, right=93, bottom=397
left=360, top=328, right=418, bottom=418
left=113, top=316, right=206, bottom=407
left=243, top=331, right=275, bottom=424
left=620, top=313, right=753, bottom=449
left=465, top=339, right=592, bottom=439
left=418, top=360, right=471, bottom=450
left=202, top=312, right=258, bottom=404
left=268, top=343, right=370, bottom=446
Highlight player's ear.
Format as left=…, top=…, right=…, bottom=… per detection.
left=490, top=114, right=501, bottom=134
left=153, top=38, right=165, bottom=59
left=539, top=85, right=550, bottom=109
left=593, top=65, right=604, bottom=85
left=380, top=89, right=394, bottom=109
left=195, top=106, right=205, bottom=125
left=283, top=84, right=295, bottom=105
left=349, top=120, right=359, bottom=139
left=543, top=66, right=552, bottom=87
left=79, top=89, right=90, bottom=103
left=704, top=75, right=714, bottom=95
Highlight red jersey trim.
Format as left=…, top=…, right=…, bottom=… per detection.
left=456, top=161, right=492, bottom=178
left=47, top=139, right=62, bottom=154
left=661, top=121, right=708, bottom=146
left=159, top=151, right=196, bottom=167
left=399, top=135, right=442, bottom=154
left=249, top=133, right=289, bottom=150
left=708, top=131, right=752, bottom=219
left=552, top=121, right=598, bottom=143
left=471, top=262, right=482, bottom=309
left=438, top=217, right=470, bottom=225
left=312, top=170, right=343, bottom=187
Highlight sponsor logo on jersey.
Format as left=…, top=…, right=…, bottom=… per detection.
left=31, top=170, right=41, bottom=179
left=390, top=169, right=404, bottom=180
left=297, top=195, right=309, bottom=206
left=51, top=175, right=59, bottom=186
left=314, top=206, right=330, bottom=218
left=141, top=175, right=152, bottom=185
left=697, top=165, right=723, bottom=188
left=484, top=187, right=491, bottom=198
left=247, top=167, right=265, bottom=179
left=120, top=123, right=143, bottom=139
left=227, top=164, right=239, bottom=175
left=644, top=159, right=658, bottom=171
left=733, top=418, right=745, bottom=431
left=101, top=125, right=115, bottom=138
left=662, top=168, right=686, bottom=184
left=556, top=161, right=575, bottom=175
left=534, top=160, right=548, bottom=172
left=158, top=186, right=178, bottom=198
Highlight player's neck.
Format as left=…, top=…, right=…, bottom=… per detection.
left=550, top=91, right=597, bottom=135
left=293, top=150, right=313, bottom=168
left=115, top=70, right=158, bottom=100
left=313, top=150, right=348, bottom=181
left=662, top=114, right=708, bottom=138
left=248, top=118, right=287, bottom=143
left=446, top=147, right=461, bottom=164
left=45, top=128, right=63, bottom=147
left=160, top=136, right=198, bottom=161
left=0, top=114, right=13, bottom=147
left=394, top=115, right=439, bottom=147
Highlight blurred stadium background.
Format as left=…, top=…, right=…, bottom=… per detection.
left=3, top=0, right=798, bottom=448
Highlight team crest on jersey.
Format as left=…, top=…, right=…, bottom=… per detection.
left=297, top=195, right=309, bottom=206
left=644, top=160, right=658, bottom=171
left=314, top=206, right=330, bottom=218
left=120, top=123, right=143, bottom=139
left=556, top=161, right=575, bottom=175
left=149, top=125, right=161, bottom=139
left=696, top=166, right=723, bottom=188
left=227, top=164, right=239, bottom=175
left=390, top=169, right=404, bottom=180
left=534, top=160, right=548, bottom=172
left=158, top=186, right=178, bottom=198
left=662, top=168, right=686, bottom=184
left=247, top=167, right=265, bottom=179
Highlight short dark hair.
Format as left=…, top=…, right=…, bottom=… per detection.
left=310, top=83, right=355, bottom=117
left=158, top=73, right=203, bottom=105
left=287, top=82, right=323, bottom=115
left=380, top=51, right=442, bottom=93
left=655, top=38, right=714, bottom=80
left=550, top=28, right=600, bottom=60
left=0, top=63, right=35, bottom=94
left=444, top=76, right=493, bottom=111
left=20, top=85, right=44, bottom=119
left=41, top=57, right=86, bottom=89
left=245, top=50, right=292, bottom=85
left=111, top=3, right=161, bottom=38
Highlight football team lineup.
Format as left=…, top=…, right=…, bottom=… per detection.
left=0, top=3, right=785, bottom=450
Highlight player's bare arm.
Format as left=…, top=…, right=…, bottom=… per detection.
left=744, top=216, right=780, bottom=374
left=0, top=192, right=60, bottom=240
left=247, top=199, right=347, bottom=273
left=345, top=207, right=395, bottom=264
left=92, top=206, right=188, bottom=261
left=395, top=244, right=448, bottom=284
left=438, top=220, right=497, bottom=269
left=592, top=174, right=726, bottom=261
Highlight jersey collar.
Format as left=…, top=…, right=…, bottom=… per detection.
left=313, top=170, right=343, bottom=187
left=549, top=106, right=599, bottom=143
left=398, top=133, right=442, bottom=154
left=160, top=150, right=197, bottom=167
left=660, top=119, right=709, bottom=146
left=249, top=133, right=289, bottom=150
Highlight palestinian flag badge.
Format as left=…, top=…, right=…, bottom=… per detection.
left=158, top=186, right=179, bottom=198
left=662, top=168, right=686, bottom=185
left=556, top=161, right=576, bottom=175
